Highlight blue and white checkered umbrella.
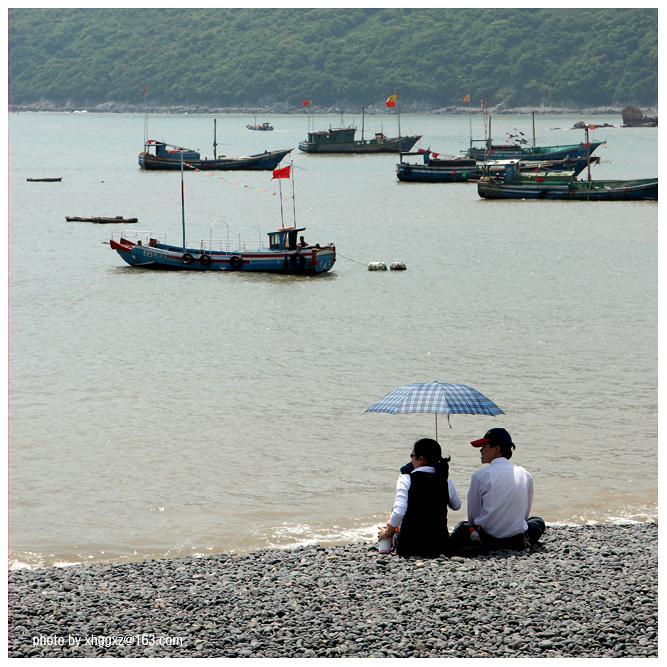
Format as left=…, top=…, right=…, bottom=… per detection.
left=365, top=381, right=504, bottom=439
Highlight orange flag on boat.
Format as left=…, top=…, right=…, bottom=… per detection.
left=272, top=165, right=291, bottom=179
left=302, top=99, right=311, bottom=106
left=386, top=93, right=397, bottom=107
left=462, top=94, right=470, bottom=103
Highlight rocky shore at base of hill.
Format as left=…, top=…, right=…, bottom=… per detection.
left=8, top=100, right=658, bottom=120
left=8, top=523, right=657, bottom=658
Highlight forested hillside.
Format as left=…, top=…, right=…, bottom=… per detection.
left=8, top=8, right=658, bottom=110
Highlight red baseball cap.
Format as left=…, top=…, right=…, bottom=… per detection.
left=471, top=427, right=513, bottom=448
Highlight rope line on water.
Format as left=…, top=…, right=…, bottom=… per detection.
left=337, top=252, right=368, bottom=266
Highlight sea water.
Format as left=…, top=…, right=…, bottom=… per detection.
left=8, top=111, right=658, bottom=568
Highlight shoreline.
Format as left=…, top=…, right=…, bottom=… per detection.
left=8, top=101, right=658, bottom=118
left=8, top=522, right=657, bottom=658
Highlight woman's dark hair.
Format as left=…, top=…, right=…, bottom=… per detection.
left=413, top=438, right=450, bottom=480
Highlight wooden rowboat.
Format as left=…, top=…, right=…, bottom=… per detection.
left=66, top=216, right=138, bottom=224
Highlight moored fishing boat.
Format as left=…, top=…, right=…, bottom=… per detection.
left=396, top=150, right=599, bottom=183
left=463, top=109, right=605, bottom=161
left=477, top=161, right=658, bottom=201
left=299, top=126, right=421, bottom=154
left=110, top=228, right=336, bottom=273
left=138, top=141, right=292, bottom=171
left=299, top=94, right=421, bottom=154
left=111, top=161, right=336, bottom=274
left=465, top=139, right=605, bottom=162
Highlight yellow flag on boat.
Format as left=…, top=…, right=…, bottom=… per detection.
left=463, top=93, right=470, bottom=103
left=385, top=93, right=397, bottom=107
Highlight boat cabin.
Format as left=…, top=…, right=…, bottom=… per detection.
left=267, top=227, right=308, bottom=251
left=499, top=160, right=575, bottom=183
left=143, top=140, right=199, bottom=161
left=305, top=126, right=357, bottom=146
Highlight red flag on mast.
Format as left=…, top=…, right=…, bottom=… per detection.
left=272, top=165, right=291, bottom=180
left=302, top=99, right=311, bottom=106
left=385, top=93, right=397, bottom=107
left=462, top=93, right=470, bottom=103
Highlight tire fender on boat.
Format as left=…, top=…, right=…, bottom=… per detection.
left=290, top=253, right=306, bottom=270
left=200, top=254, right=212, bottom=266
left=182, top=253, right=193, bottom=264
left=229, top=255, right=243, bottom=270
left=403, top=166, right=412, bottom=175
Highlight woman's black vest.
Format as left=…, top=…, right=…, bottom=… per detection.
left=396, top=470, right=450, bottom=558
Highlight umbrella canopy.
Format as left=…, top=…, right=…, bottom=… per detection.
left=365, top=381, right=504, bottom=439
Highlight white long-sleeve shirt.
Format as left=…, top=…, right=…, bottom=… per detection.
left=389, top=467, right=461, bottom=528
left=467, top=457, right=533, bottom=538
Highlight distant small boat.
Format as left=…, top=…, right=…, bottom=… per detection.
left=66, top=216, right=138, bottom=223
left=247, top=121, right=274, bottom=131
left=27, top=177, right=62, bottom=182
left=477, top=161, right=658, bottom=201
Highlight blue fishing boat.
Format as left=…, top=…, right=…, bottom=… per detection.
left=396, top=150, right=598, bottom=183
left=139, top=140, right=292, bottom=171
left=477, top=161, right=658, bottom=201
left=112, top=161, right=336, bottom=273
left=464, top=111, right=605, bottom=161
left=465, top=139, right=604, bottom=162
left=110, top=228, right=336, bottom=273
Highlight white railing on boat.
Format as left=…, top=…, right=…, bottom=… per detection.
left=111, top=230, right=167, bottom=244
left=110, top=231, right=266, bottom=252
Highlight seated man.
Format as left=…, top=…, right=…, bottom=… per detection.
left=450, top=428, right=545, bottom=554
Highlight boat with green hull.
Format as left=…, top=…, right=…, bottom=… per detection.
left=477, top=162, right=657, bottom=201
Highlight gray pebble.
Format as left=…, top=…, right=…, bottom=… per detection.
left=7, top=523, right=657, bottom=658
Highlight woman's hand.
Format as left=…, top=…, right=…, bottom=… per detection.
left=377, top=524, right=395, bottom=541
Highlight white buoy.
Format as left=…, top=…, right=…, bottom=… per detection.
left=368, top=261, right=387, bottom=271
left=390, top=262, right=407, bottom=271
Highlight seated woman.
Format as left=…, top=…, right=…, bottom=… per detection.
left=377, top=438, right=460, bottom=558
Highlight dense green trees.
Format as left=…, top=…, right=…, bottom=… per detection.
left=8, top=8, right=657, bottom=109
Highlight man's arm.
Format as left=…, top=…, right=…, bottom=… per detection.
left=467, top=474, right=482, bottom=524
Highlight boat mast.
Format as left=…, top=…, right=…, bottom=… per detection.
left=290, top=161, right=296, bottom=226
left=278, top=174, right=285, bottom=228
left=213, top=119, right=217, bottom=160
left=532, top=111, right=536, bottom=148
left=143, top=82, right=148, bottom=145
left=180, top=152, right=186, bottom=252
left=361, top=106, right=365, bottom=141
left=397, top=90, right=401, bottom=139
left=585, top=125, right=592, bottom=181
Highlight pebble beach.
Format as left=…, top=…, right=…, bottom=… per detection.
left=8, top=523, right=657, bottom=659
